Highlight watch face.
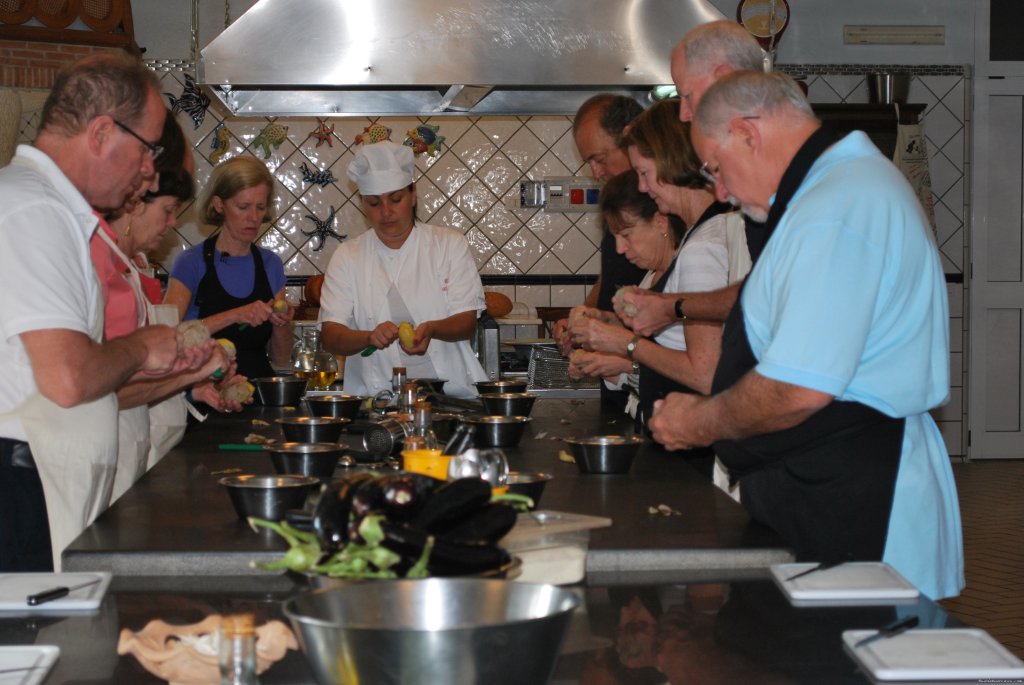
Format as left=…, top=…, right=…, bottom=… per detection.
left=737, top=0, right=790, bottom=49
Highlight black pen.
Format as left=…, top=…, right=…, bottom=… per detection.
left=853, top=615, right=920, bottom=649
left=26, top=577, right=102, bottom=606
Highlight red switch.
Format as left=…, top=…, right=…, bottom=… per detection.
left=570, top=188, right=584, bottom=204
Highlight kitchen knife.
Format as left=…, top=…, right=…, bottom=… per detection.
left=852, top=615, right=920, bottom=649
left=27, top=576, right=103, bottom=606
left=785, top=560, right=842, bottom=582
left=218, top=443, right=267, bottom=451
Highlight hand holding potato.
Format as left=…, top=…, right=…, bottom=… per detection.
left=399, top=321, right=433, bottom=355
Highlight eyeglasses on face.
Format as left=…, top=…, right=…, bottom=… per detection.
left=113, top=119, right=164, bottom=160
left=697, top=115, right=760, bottom=185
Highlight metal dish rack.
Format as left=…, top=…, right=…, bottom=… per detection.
left=527, top=346, right=598, bottom=390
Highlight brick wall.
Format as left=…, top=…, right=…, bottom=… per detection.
left=0, top=39, right=106, bottom=89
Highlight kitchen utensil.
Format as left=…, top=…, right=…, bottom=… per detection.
left=479, top=392, right=538, bottom=417
left=446, top=448, right=509, bottom=487
left=360, top=345, right=376, bottom=357
left=219, top=474, right=319, bottom=521
left=304, top=394, right=364, bottom=419
left=277, top=416, right=349, bottom=443
left=474, top=379, right=528, bottom=395
left=266, top=442, right=344, bottom=480
left=401, top=448, right=450, bottom=480
left=362, top=416, right=412, bottom=456
left=565, top=435, right=644, bottom=474
left=505, top=471, right=553, bottom=509
left=852, top=615, right=920, bottom=649
left=218, top=443, right=267, bottom=451
left=785, top=560, right=842, bottom=581
left=283, top=579, right=579, bottom=685
left=461, top=415, right=531, bottom=448
left=253, top=376, right=308, bottom=406
left=26, top=576, right=103, bottom=606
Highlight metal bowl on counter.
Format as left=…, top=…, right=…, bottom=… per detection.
left=304, top=394, right=365, bottom=420
left=474, top=379, right=528, bottom=395
left=506, top=471, right=553, bottom=509
left=565, top=435, right=644, bottom=474
left=219, top=474, right=319, bottom=521
left=277, top=416, right=349, bottom=443
left=479, top=392, right=538, bottom=417
left=253, top=375, right=308, bottom=406
left=461, top=415, right=531, bottom=448
left=284, top=579, right=578, bottom=685
left=265, top=442, right=344, bottom=480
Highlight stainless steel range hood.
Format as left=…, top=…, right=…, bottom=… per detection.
left=199, top=0, right=725, bottom=117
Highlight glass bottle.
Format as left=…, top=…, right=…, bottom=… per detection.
left=292, top=328, right=339, bottom=390
left=219, top=614, right=259, bottom=685
left=411, top=400, right=439, bottom=450
left=391, top=366, right=408, bottom=392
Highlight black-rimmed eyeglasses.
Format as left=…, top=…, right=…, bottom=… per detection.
left=113, top=119, right=163, bottom=160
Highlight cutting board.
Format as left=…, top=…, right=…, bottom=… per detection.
left=843, top=628, right=1024, bottom=680
left=0, top=572, right=112, bottom=612
left=770, top=562, right=919, bottom=606
left=0, top=645, right=59, bottom=684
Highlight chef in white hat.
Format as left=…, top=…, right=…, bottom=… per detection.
left=319, top=141, right=487, bottom=398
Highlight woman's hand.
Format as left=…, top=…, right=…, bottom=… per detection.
left=569, top=315, right=630, bottom=356
left=400, top=321, right=434, bottom=355
left=192, top=374, right=251, bottom=413
left=233, top=299, right=274, bottom=328
left=569, top=349, right=632, bottom=379
left=269, top=298, right=294, bottom=328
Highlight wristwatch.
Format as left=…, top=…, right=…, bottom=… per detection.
left=626, top=334, right=641, bottom=360
left=674, top=298, right=687, bottom=321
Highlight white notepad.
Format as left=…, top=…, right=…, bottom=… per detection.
left=843, top=628, right=1024, bottom=680
left=770, top=562, right=919, bottom=606
left=0, top=572, right=112, bottom=612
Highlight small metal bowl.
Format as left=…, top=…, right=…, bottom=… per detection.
left=474, top=380, right=528, bottom=395
left=462, top=415, right=531, bottom=448
left=305, top=394, right=365, bottom=420
left=506, top=471, right=552, bottom=509
left=253, top=376, right=308, bottom=406
left=266, top=442, right=344, bottom=480
left=565, top=435, right=644, bottom=474
left=219, top=474, right=319, bottom=521
left=479, top=392, right=538, bottom=417
left=277, top=416, right=350, bottom=443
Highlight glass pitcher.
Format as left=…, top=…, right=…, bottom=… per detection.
left=292, top=328, right=339, bottom=390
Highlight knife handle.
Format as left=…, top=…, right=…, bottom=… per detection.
left=360, top=346, right=376, bottom=357
left=27, top=586, right=70, bottom=606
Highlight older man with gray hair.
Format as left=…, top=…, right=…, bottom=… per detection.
left=649, top=70, right=963, bottom=600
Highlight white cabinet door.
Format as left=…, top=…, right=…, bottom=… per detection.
left=970, top=78, right=1024, bottom=458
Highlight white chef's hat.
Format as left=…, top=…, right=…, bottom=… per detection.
left=347, top=141, right=415, bottom=196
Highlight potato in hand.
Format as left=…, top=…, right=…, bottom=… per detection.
left=220, top=379, right=255, bottom=404
left=272, top=298, right=288, bottom=313
left=178, top=319, right=210, bottom=349
left=398, top=321, right=416, bottom=349
left=216, top=338, right=237, bottom=360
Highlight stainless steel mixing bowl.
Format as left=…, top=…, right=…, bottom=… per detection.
left=265, top=442, right=344, bottom=480
left=304, top=394, right=365, bottom=419
left=461, top=415, right=531, bottom=448
left=479, top=392, right=538, bottom=417
left=219, top=474, right=319, bottom=521
left=277, top=416, right=349, bottom=443
left=253, top=375, right=308, bottom=406
left=565, top=434, right=644, bottom=474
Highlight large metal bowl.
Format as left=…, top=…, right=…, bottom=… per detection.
left=284, top=579, right=579, bottom=685
left=462, top=415, right=531, bottom=448
left=506, top=471, right=553, bottom=509
left=277, top=417, right=350, bottom=443
left=474, top=379, right=528, bottom=395
left=219, top=474, right=319, bottom=521
left=253, top=376, right=308, bottom=406
left=565, top=435, right=644, bottom=474
left=266, top=442, right=344, bottom=480
left=305, top=394, right=365, bottom=419
left=479, top=392, right=538, bottom=417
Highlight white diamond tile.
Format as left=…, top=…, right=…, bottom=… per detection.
left=905, top=79, right=936, bottom=111
left=432, top=201, right=473, bottom=234
left=551, top=226, right=597, bottom=272
left=940, top=79, right=965, bottom=119
left=503, top=127, right=547, bottom=173
left=152, top=233, right=191, bottom=274
left=284, top=250, right=320, bottom=277
left=551, top=284, right=587, bottom=307
left=922, top=105, right=962, bottom=150
left=526, top=116, right=572, bottom=147
left=928, top=152, right=961, bottom=199
left=415, top=177, right=448, bottom=223
left=451, top=177, right=498, bottom=223
left=818, top=74, right=863, bottom=101
left=257, top=227, right=297, bottom=263
left=481, top=251, right=520, bottom=275
left=550, top=130, right=585, bottom=174
left=297, top=231, right=346, bottom=273
left=195, top=127, right=247, bottom=168
left=573, top=212, right=604, bottom=248
left=936, top=176, right=964, bottom=223
left=478, top=204, right=524, bottom=247
left=527, top=151, right=573, bottom=180
left=514, top=285, right=550, bottom=307
left=807, top=78, right=842, bottom=105
left=938, top=225, right=964, bottom=272
left=931, top=128, right=964, bottom=175
left=527, top=211, right=573, bottom=248
left=579, top=250, right=602, bottom=275
left=933, top=198, right=961, bottom=247
left=425, top=153, right=473, bottom=196
left=450, top=126, right=498, bottom=172
left=423, top=117, right=473, bottom=146
left=476, top=117, right=525, bottom=147
left=334, top=118, right=375, bottom=147
left=504, top=227, right=545, bottom=272
left=530, top=252, right=571, bottom=275
left=328, top=149, right=359, bottom=198
left=918, top=75, right=962, bottom=103
left=477, top=152, right=521, bottom=197
left=465, top=227, right=498, bottom=269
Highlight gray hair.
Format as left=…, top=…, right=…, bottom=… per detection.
left=680, top=21, right=765, bottom=76
left=695, top=70, right=816, bottom=138
left=38, top=51, right=160, bottom=138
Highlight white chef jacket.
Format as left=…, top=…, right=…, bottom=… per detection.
left=319, top=222, right=487, bottom=398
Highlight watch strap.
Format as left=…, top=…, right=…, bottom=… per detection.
left=674, top=298, right=687, bottom=321
left=626, top=333, right=641, bottom=360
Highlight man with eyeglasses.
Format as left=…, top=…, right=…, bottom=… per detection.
left=648, top=70, right=963, bottom=601
left=0, top=52, right=209, bottom=571
left=615, top=20, right=765, bottom=337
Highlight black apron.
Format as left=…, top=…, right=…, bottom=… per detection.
left=711, top=127, right=904, bottom=563
left=638, top=202, right=732, bottom=478
left=195, top=235, right=275, bottom=380
left=597, top=231, right=648, bottom=413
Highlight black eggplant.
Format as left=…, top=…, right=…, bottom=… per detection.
left=379, top=520, right=511, bottom=576
left=312, top=472, right=375, bottom=551
left=438, top=503, right=518, bottom=545
left=411, top=477, right=492, bottom=533
left=379, top=473, right=440, bottom=520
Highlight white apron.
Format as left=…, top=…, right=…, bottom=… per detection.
left=96, top=229, right=152, bottom=503
left=145, top=303, right=188, bottom=470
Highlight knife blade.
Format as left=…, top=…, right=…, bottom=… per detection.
left=785, top=560, right=842, bottom=582
left=853, top=615, right=920, bottom=649
left=27, top=576, right=103, bottom=606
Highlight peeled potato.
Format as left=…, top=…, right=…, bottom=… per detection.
left=397, top=321, right=416, bottom=349
left=178, top=320, right=210, bottom=349
left=216, top=338, right=237, bottom=360
left=484, top=291, right=513, bottom=318
left=613, top=287, right=639, bottom=318
left=220, top=379, right=255, bottom=404
left=272, top=299, right=288, bottom=313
